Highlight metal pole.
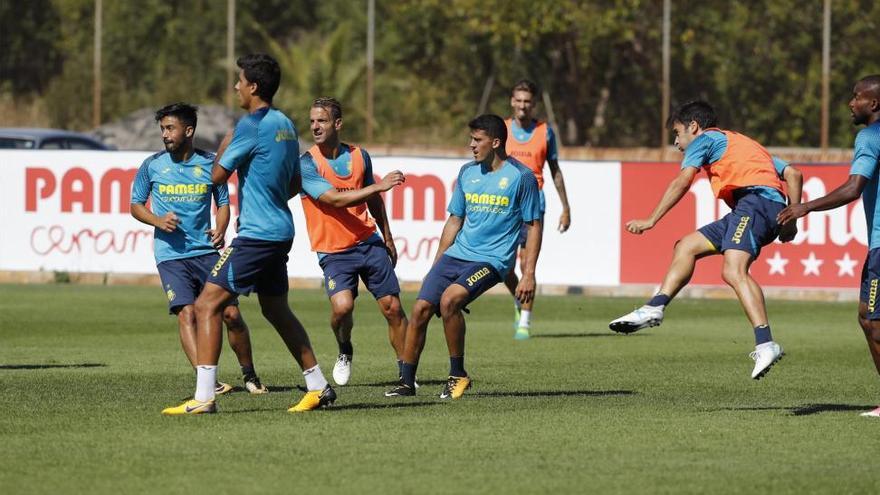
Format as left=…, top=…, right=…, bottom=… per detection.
left=366, top=0, right=375, bottom=142
left=93, top=0, right=102, bottom=128
left=821, top=0, right=831, bottom=150
left=226, top=0, right=236, bottom=108
left=661, top=0, right=670, bottom=152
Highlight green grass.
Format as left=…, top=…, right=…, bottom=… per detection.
left=0, top=284, right=877, bottom=494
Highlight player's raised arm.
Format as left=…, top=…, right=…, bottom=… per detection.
left=626, top=166, right=698, bottom=234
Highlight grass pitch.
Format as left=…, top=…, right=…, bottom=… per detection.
left=1, top=284, right=878, bottom=494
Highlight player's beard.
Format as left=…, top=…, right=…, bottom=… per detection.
left=164, top=140, right=181, bottom=153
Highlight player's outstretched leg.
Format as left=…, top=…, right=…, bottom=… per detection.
left=255, top=293, right=336, bottom=412
left=610, top=232, right=715, bottom=334
left=721, top=250, right=783, bottom=379
left=223, top=305, right=268, bottom=394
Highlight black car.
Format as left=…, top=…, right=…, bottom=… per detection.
left=0, top=128, right=112, bottom=150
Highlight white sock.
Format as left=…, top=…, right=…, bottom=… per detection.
left=195, top=365, right=217, bottom=402
left=303, top=364, right=329, bottom=391
left=518, top=310, right=532, bottom=328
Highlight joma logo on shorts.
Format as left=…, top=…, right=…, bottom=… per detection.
left=869, top=279, right=878, bottom=313
left=211, top=247, right=234, bottom=277
left=731, top=216, right=751, bottom=245
left=466, top=267, right=491, bottom=287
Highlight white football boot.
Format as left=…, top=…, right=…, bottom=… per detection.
left=609, top=305, right=664, bottom=334
left=749, top=341, right=784, bottom=380
left=332, top=353, right=352, bottom=386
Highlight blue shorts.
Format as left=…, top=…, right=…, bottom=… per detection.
left=698, top=192, right=784, bottom=258
left=517, top=212, right=545, bottom=248
left=206, top=236, right=292, bottom=296
left=416, top=255, right=501, bottom=309
left=320, top=239, right=400, bottom=299
left=860, top=248, right=880, bottom=320
left=157, top=253, right=239, bottom=314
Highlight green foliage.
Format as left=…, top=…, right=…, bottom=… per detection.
left=6, top=0, right=880, bottom=147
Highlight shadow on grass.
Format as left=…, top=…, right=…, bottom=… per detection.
left=473, top=389, right=636, bottom=398
left=531, top=332, right=649, bottom=339
left=223, top=401, right=441, bottom=414
left=718, top=403, right=875, bottom=416
left=0, top=363, right=106, bottom=370
left=354, top=379, right=449, bottom=387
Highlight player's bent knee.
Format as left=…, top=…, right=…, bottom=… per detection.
left=439, top=295, right=465, bottom=318
left=222, top=306, right=245, bottom=329
left=177, top=305, right=196, bottom=326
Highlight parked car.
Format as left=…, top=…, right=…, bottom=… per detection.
left=0, top=128, right=113, bottom=150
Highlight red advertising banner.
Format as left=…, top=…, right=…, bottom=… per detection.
left=620, top=162, right=866, bottom=288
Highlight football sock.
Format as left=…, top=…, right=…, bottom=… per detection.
left=397, top=359, right=403, bottom=377
left=303, top=364, right=329, bottom=391
left=338, top=340, right=353, bottom=356
left=518, top=309, right=532, bottom=329
left=449, top=356, right=467, bottom=377
left=754, top=325, right=772, bottom=346
left=241, top=365, right=256, bottom=381
left=514, top=299, right=522, bottom=310
left=647, top=294, right=671, bottom=307
left=401, top=362, right=417, bottom=388
left=195, top=365, right=217, bottom=402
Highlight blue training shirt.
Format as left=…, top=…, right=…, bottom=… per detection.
left=131, top=149, right=229, bottom=263
left=444, top=158, right=541, bottom=277
left=681, top=130, right=788, bottom=204
left=849, top=121, right=880, bottom=250
left=219, top=107, right=299, bottom=242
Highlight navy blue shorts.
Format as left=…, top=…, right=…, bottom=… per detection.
left=698, top=192, right=784, bottom=258
left=157, top=253, right=239, bottom=314
left=206, top=236, right=292, bottom=296
left=517, top=212, right=545, bottom=248
left=416, top=255, right=501, bottom=309
left=320, top=239, right=400, bottom=299
left=860, top=248, right=880, bottom=320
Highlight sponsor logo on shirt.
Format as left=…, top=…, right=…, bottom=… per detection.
left=275, top=129, right=297, bottom=142
left=158, top=184, right=210, bottom=195
left=464, top=192, right=510, bottom=207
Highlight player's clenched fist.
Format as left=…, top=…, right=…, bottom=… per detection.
left=155, top=212, right=179, bottom=233
left=625, top=218, right=655, bottom=234
left=378, top=170, right=406, bottom=191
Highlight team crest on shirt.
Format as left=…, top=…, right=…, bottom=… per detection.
left=193, top=167, right=203, bottom=177
left=327, top=278, right=336, bottom=290
left=498, top=177, right=509, bottom=189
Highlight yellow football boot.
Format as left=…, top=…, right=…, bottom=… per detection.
left=288, top=385, right=337, bottom=412
left=439, top=376, right=471, bottom=399
left=161, top=399, right=217, bottom=415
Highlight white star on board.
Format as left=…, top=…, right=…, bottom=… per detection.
left=835, top=252, right=859, bottom=277
left=765, top=251, right=789, bottom=275
left=801, top=252, right=824, bottom=276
